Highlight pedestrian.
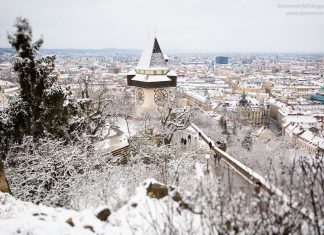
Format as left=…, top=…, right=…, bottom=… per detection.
left=188, top=134, right=191, bottom=143
left=214, top=153, right=218, bottom=165
left=183, top=138, right=187, bottom=146
left=217, top=153, right=222, bottom=164
left=208, top=141, right=212, bottom=150
left=180, top=137, right=184, bottom=145
left=198, top=132, right=202, bottom=140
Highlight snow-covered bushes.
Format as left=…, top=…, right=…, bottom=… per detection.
left=4, top=135, right=173, bottom=210
left=5, top=137, right=99, bottom=207
left=3, top=164, right=322, bottom=234
left=3, top=104, right=322, bottom=234
left=131, top=157, right=323, bottom=234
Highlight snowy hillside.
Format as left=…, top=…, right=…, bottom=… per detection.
left=0, top=179, right=201, bottom=235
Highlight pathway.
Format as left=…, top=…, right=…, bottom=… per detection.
left=172, top=127, right=254, bottom=196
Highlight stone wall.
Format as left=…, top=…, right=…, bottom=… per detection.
left=0, top=161, right=10, bottom=193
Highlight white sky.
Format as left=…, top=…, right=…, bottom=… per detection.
left=0, top=0, right=323, bottom=53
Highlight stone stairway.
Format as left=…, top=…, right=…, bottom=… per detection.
left=110, top=145, right=130, bottom=165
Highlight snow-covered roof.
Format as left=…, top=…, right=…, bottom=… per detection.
left=239, top=82, right=263, bottom=89
left=132, top=74, right=171, bottom=83
left=185, top=91, right=207, bottom=103
left=299, top=130, right=324, bottom=149
left=292, top=126, right=304, bottom=135
left=136, top=37, right=168, bottom=70
left=283, top=115, right=317, bottom=125
left=285, top=123, right=304, bottom=137
left=127, top=36, right=177, bottom=88
left=166, top=70, right=177, bottom=77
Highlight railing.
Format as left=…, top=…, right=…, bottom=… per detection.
left=190, top=123, right=315, bottom=221
left=191, top=123, right=283, bottom=194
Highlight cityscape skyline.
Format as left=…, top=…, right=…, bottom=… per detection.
left=0, top=13, right=323, bottom=234
left=1, top=0, right=324, bottom=53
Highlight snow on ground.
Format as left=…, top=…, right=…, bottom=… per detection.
left=94, top=128, right=117, bottom=151
left=253, top=125, right=266, bottom=137
left=0, top=179, right=201, bottom=235
left=94, top=117, right=140, bottom=152
left=0, top=192, right=100, bottom=235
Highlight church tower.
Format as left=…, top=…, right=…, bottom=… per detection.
left=127, top=36, right=177, bottom=115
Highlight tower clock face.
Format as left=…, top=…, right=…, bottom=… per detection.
left=154, top=89, right=168, bottom=106
left=136, top=88, right=145, bottom=105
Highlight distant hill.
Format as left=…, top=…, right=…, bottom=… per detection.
left=1, top=47, right=323, bottom=57
left=41, top=48, right=141, bottom=56
left=0, top=48, right=141, bottom=56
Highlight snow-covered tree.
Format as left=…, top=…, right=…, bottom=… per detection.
left=134, top=90, right=196, bottom=144
left=0, top=17, right=84, bottom=158
left=72, top=69, right=134, bottom=141
left=157, top=106, right=195, bottom=144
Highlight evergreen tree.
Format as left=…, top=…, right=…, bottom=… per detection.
left=241, top=130, right=252, bottom=151
left=0, top=17, right=83, bottom=158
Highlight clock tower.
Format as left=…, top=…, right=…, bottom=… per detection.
left=127, top=36, right=177, bottom=115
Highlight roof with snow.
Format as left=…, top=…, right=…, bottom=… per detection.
left=136, top=37, right=168, bottom=70
left=127, top=36, right=177, bottom=88
left=131, top=74, right=172, bottom=83
left=282, top=115, right=317, bottom=126
left=299, top=130, right=324, bottom=149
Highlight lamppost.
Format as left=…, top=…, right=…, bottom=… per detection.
left=205, top=153, right=210, bottom=174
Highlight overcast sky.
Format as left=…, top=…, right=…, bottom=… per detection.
left=0, top=0, right=323, bottom=53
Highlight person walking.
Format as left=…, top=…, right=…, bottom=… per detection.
left=198, top=132, right=202, bottom=140
left=183, top=138, right=187, bottom=146
left=180, top=137, right=184, bottom=145
left=217, top=152, right=222, bottom=164
left=188, top=134, right=191, bottom=143
left=214, top=153, right=218, bottom=165
left=208, top=141, right=212, bottom=150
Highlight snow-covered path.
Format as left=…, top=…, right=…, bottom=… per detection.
left=95, top=117, right=140, bottom=152
left=172, top=127, right=254, bottom=196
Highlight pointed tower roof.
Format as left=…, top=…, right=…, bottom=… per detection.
left=136, top=37, right=168, bottom=70
left=127, top=35, right=177, bottom=88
